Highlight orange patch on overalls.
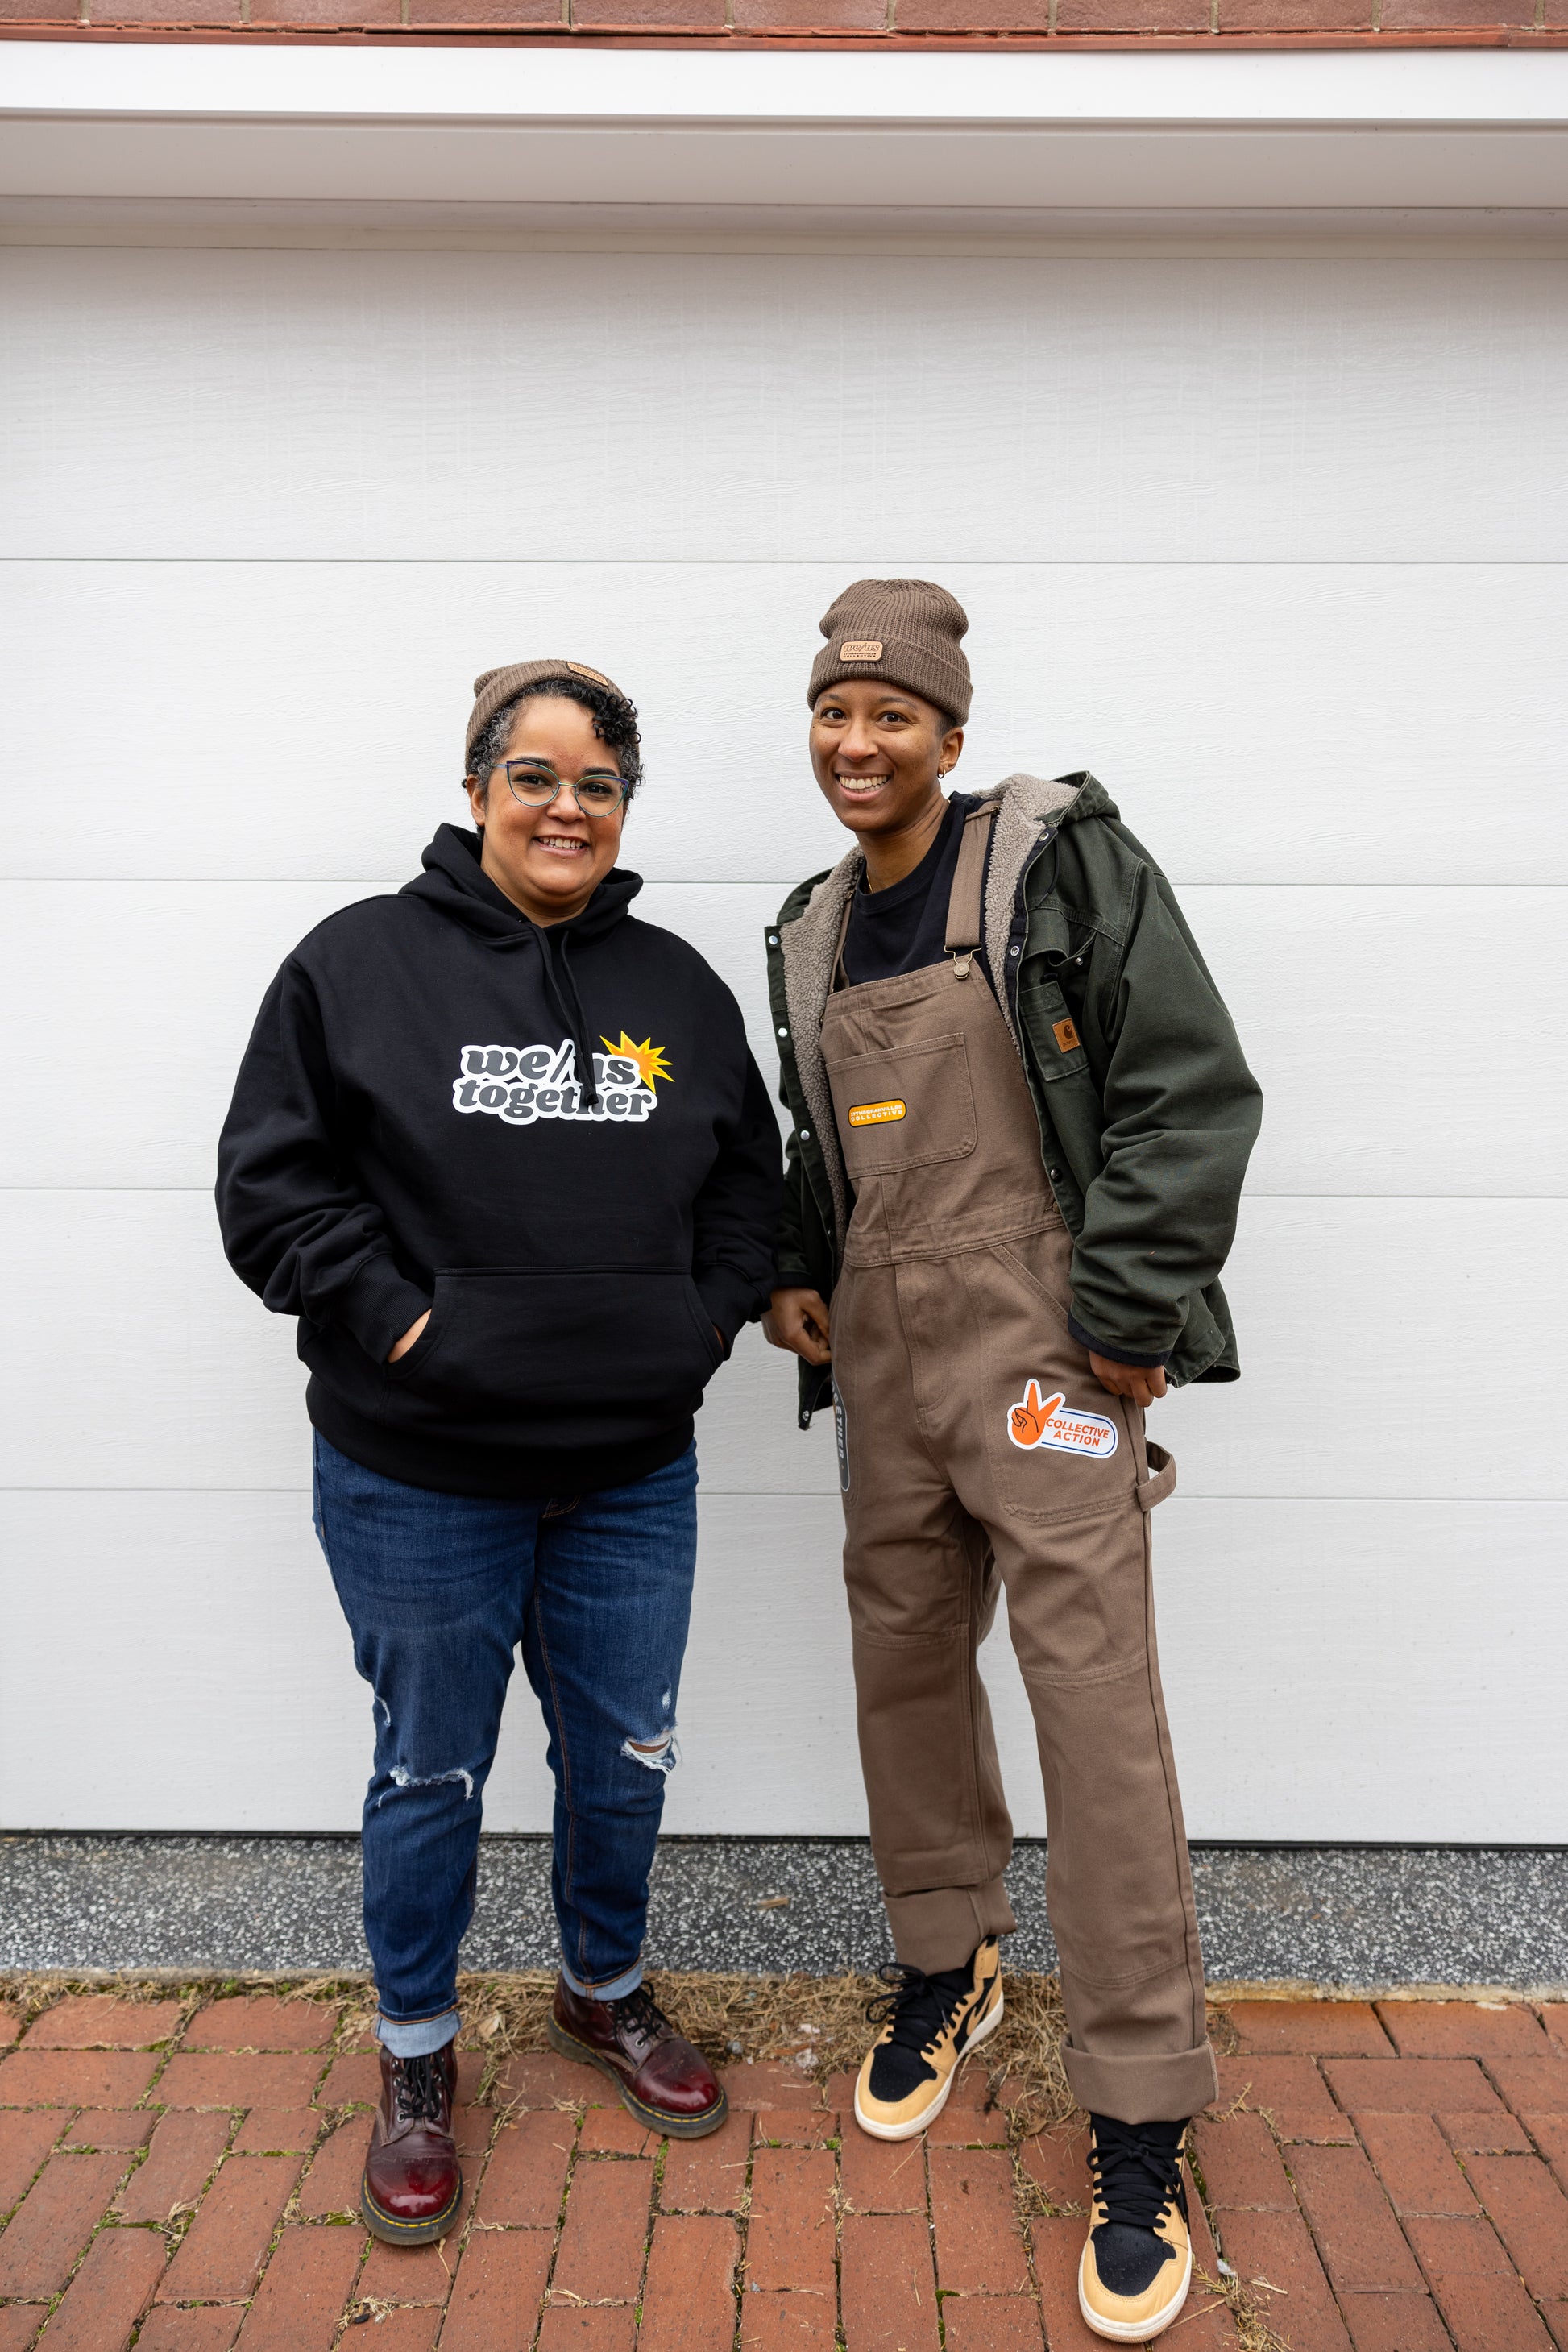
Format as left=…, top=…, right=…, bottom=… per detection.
left=848, top=1098, right=907, bottom=1127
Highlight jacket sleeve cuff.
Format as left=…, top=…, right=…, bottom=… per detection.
left=695, top=1264, right=769, bottom=1356
left=1068, top=1312, right=1171, bottom=1371
left=338, top=1255, right=434, bottom=1365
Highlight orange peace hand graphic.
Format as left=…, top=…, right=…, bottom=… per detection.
left=1010, top=1379, right=1065, bottom=1449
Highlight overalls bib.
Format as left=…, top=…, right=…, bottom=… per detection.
left=822, top=806, right=1216, bottom=2125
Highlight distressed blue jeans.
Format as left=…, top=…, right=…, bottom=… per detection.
left=313, top=1433, right=699, bottom=2057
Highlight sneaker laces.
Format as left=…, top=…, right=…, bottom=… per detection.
left=391, top=2051, right=447, bottom=2126
left=865, top=1961, right=970, bottom=2060
left=1089, top=2116, right=1184, bottom=2233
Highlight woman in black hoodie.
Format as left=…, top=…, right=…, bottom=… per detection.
left=218, top=661, right=780, bottom=2239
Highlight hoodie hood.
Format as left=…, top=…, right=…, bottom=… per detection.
left=403, top=822, right=643, bottom=943
left=403, top=824, right=644, bottom=1106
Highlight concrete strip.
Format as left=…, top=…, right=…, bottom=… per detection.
left=0, top=1836, right=1563, bottom=1989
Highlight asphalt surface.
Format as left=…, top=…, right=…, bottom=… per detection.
left=2, top=1836, right=1565, bottom=1989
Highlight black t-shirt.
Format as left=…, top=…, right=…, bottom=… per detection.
left=842, top=794, right=988, bottom=986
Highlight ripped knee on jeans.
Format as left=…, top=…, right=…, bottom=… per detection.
left=375, top=1763, right=476, bottom=1807
left=621, top=1727, right=681, bottom=1776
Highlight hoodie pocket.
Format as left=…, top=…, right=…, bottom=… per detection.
left=384, top=1265, right=723, bottom=1446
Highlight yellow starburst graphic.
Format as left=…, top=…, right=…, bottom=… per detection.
left=602, top=1032, right=674, bottom=1093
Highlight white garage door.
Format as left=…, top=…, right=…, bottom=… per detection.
left=2, top=238, right=1565, bottom=1840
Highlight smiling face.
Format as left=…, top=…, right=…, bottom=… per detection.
left=809, top=679, right=964, bottom=844
left=464, top=695, right=628, bottom=926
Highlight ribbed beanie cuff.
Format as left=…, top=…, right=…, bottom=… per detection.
left=807, top=578, right=972, bottom=726
left=465, top=659, right=631, bottom=771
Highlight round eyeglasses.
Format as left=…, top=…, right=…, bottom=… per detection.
left=503, top=761, right=628, bottom=816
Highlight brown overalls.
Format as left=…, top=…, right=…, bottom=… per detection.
left=822, top=806, right=1218, bottom=2126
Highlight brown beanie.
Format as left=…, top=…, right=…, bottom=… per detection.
left=807, top=579, right=972, bottom=726
left=465, top=658, right=633, bottom=771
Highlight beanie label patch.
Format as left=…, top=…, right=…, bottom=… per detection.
left=566, top=662, right=610, bottom=685
left=839, top=640, right=884, bottom=662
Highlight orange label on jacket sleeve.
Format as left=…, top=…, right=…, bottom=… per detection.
left=848, top=1098, right=906, bottom=1127
left=1052, top=1017, right=1081, bottom=1053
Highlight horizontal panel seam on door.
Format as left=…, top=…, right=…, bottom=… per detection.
left=2, top=878, right=1562, bottom=883
left=10, top=239, right=1568, bottom=259
left=5, top=1186, right=1566, bottom=1199
left=2, top=1491, right=1564, bottom=1506
left=4, top=880, right=1567, bottom=889
left=4, top=558, right=1568, bottom=568
left=7, top=238, right=1568, bottom=253
left=6, top=558, right=1563, bottom=568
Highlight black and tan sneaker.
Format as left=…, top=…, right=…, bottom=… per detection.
left=852, top=1937, right=1003, bottom=2141
left=1078, top=2113, right=1192, bottom=2340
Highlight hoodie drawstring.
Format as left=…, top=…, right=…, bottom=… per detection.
left=551, top=930, right=599, bottom=1111
left=486, top=924, right=599, bottom=1110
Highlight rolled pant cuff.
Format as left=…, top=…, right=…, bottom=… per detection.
left=377, top=2008, right=461, bottom=2060
left=885, top=1877, right=1017, bottom=1973
left=561, top=1957, right=643, bottom=2002
left=1062, top=2040, right=1219, bottom=2127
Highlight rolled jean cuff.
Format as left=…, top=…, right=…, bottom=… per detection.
left=561, top=1956, right=643, bottom=2003
left=1061, top=2039, right=1219, bottom=2127
left=377, top=2008, right=461, bottom=2060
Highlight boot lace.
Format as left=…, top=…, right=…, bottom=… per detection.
left=391, top=2051, right=447, bottom=2126
left=1089, top=2116, right=1184, bottom=2232
left=865, top=1962, right=969, bottom=2060
left=610, top=1985, right=673, bottom=2043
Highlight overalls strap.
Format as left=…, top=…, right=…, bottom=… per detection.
left=944, top=803, right=997, bottom=956
left=831, top=799, right=997, bottom=992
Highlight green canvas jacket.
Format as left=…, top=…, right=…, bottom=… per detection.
left=766, top=771, right=1263, bottom=1429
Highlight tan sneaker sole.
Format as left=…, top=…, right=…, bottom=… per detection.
left=852, top=1983, right=1004, bottom=2142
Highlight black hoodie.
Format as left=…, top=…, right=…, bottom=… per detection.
left=218, top=825, right=782, bottom=1497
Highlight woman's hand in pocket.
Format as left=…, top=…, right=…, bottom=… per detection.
left=388, top=1309, right=431, bottom=1364
left=1089, top=1351, right=1166, bottom=1409
left=763, top=1287, right=832, bottom=1367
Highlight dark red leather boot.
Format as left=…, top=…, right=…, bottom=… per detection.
left=360, top=2040, right=463, bottom=2245
left=548, top=1978, right=727, bottom=2138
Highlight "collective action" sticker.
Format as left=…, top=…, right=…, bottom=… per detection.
left=1006, top=1379, right=1119, bottom=1458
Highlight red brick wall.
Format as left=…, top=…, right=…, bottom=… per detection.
left=4, top=1, right=1560, bottom=39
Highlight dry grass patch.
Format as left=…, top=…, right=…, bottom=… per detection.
left=455, top=1965, right=1076, bottom=2126
left=1196, top=2268, right=1293, bottom=2352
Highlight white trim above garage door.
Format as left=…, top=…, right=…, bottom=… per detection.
left=2, top=45, right=1568, bottom=214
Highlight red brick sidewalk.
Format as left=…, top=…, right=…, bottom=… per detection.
left=2, top=1990, right=1566, bottom=2349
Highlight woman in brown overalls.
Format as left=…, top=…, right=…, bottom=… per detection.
left=765, top=580, right=1262, bottom=2342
